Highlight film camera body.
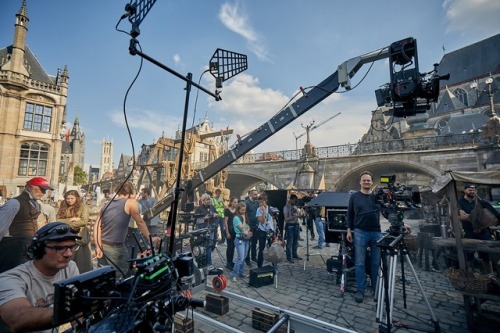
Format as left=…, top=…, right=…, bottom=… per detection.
left=374, top=175, right=420, bottom=235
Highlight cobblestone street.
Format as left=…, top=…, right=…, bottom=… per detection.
left=187, top=225, right=495, bottom=333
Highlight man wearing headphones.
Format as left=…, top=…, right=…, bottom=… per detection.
left=0, top=177, right=54, bottom=274
left=0, top=222, right=80, bottom=333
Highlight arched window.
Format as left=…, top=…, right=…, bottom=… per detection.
left=453, top=88, right=469, bottom=106
left=18, top=142, right=50, bottom=176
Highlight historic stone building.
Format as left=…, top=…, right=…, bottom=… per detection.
left=60, top=115, right=85, bottom=185
left=0, top=1, right=73, bottom=196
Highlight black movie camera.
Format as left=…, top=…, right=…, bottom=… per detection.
left=374, top=175, right=420, bottom=235
left=54, top=240, right=205, bottom=332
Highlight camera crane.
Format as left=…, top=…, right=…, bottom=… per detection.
left=144, top=37, right=449, bottom=223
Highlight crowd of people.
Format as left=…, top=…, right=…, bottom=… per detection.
left=0, top=173, right=498, bottom=332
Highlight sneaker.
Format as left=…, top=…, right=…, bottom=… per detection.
left=325, top=243, right=331, bottom=248
left=355, top=291, right=364, bottom=303
left=232, top=276, right=237, bottom=282
left=299, top=237, right=305, bottom=241
left=312, top=245, right=323, bottom=249
left=245, top=260, right=252, bottom=267
left=293, top=256, right=303, bottom=260
left=287, top=258, right=295, bottom=264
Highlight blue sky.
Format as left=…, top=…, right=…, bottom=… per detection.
left=1, top=0, right=499, bottom=169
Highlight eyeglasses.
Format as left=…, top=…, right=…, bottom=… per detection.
left=45, top=244, right=80, bottom=254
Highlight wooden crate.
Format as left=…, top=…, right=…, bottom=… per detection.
left=205, top=293, right=229, bottom=315
left=174, top=314, right=194, bottom=333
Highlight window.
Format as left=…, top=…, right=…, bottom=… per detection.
left=23, top=102, right=52, bottom=132
left=453, top=88, right=468, bottom=107
left=18, top=142, right=49, bottom=176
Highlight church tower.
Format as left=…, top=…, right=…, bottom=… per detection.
left=100, top=139, right=113, bottom=179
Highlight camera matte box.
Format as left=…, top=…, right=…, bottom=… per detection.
left=249, top=265, right=275, bottom=288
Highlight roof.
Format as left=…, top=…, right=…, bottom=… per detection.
left=438, top=34, right=500, bottom=87
left=0, top=45, right=55, bottom=84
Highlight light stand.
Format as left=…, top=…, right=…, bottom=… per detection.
left=375, top=231, right=440, bottom=333
left=122, top=1, right=247, bottom=255
left=303, top=214, right=325, bottom=270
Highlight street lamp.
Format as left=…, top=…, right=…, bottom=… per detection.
left=470, top=75, right=496, bottom=117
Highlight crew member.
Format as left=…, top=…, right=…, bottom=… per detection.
left=256, top=194, right=275, bottom=267
left=245, top=189, right=259, bottom=266
left=211, top=188, right=226, bottom=244
left=195, top=193, right=219, bottom=268
left=346, top=171, right=382, bottom=303
left=0, top=177, right=54, bottom=274
left=283, top=194, right=303, bottom=263
left=0, top=222, right=80, bottom=333
left=458, top=183, right=499, bottom=272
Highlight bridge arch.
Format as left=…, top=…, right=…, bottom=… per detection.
left=334, top=156, right=442, bottom=191
left=225, top=165, right=282, bottom=197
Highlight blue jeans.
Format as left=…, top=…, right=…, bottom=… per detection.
left=314, top=217, right=325, bottom=247
left=353, top=229, right=382, bottom=293
left=233, top=238, right=249, bottom=277
left=285, top=224, right=299, bottom=259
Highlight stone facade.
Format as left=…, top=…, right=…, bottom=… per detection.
left=0, top=1, right=71, bottom=195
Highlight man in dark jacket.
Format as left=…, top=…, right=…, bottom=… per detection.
left=0, top=177, right=53, bottom=273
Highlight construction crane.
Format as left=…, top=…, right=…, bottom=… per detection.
left=293, top=112, right=341, bottom=150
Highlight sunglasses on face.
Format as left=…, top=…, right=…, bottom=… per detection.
left=45, top=244, right=80, bottom=254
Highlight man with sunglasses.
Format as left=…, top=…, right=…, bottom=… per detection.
left=0, top=222, right=80, bottom=333
left=0, top=177, right=54, bottom=274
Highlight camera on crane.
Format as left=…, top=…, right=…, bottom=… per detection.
left=374, top=38, right=450, bottom=117
left=374, top=175, right=420, bottom=235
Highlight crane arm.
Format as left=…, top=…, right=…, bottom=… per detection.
left=143, top=40, right=406, bottom=220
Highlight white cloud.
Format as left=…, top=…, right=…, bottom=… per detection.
left=110, top=109, right=181, bottom=140
left=443, top=0, right=500, bottom=34
left=205, top=73, right=373, bottom=153
left=218, top=2, right=271, bottom=62
left=173, top=54, right=181, bottom=66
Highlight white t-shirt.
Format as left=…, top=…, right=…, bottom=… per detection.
left=0, top=260, right=79, bottom=333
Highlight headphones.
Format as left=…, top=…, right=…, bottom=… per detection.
left=27, top=222, right=72, bottom=260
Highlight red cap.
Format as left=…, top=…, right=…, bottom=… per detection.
left=26, top=177, right=54, bottom=191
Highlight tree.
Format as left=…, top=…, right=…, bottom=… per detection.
left=73, top=166, right=88, bottom=185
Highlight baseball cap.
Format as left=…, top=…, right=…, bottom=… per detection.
left=35, top=222, right=81, bottom=243
left=464, top=183, right=476, bottom=190
left=26, top=177, right=54, bottom=191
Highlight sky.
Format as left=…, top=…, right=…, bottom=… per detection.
left=1, top=0, right=499, bottom=170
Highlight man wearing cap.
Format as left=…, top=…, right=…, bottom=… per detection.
left=0, top=222, right=80, bottom=333
left=0, top=177, right=54, bottom=274
left=458, top=183, right=499, bottom=271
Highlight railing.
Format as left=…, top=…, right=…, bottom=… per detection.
left=229, top=132, right=483, bottom=164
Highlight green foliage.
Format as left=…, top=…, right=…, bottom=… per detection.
left=73, top=166, right=88, bottom=185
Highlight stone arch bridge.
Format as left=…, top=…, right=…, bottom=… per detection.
left=224, top=133, right=498, bottom=197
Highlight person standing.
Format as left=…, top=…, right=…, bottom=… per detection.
left=56, top=190, right=93, bottom=273
left=0, top=222, right=80, bottom=333
left=224, top=197, right=239, bottom=270
left=346, top=171, right=382, bottom=303
left=312, top=206, right=326, bottom=249
left=283, top=194, right=303, bottom=263
left=231, top=202, right=252, bottom=282
left=139, top=187, right=160, bottom=235
left=458, top=183, right=499, bottom=271
left=245, top=189, right=259, bottom=266
left=195, top=193, right=219, bottom=268
left=211, top=188, right=226, bottom=244
left=256, top=194, right=275, bottom=268
left=0, top=177, right=53, bottom=274
left=94, top=181, right=159, bottom=277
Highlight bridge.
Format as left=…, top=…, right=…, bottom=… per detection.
left=221, top=132, right=499, bottom=196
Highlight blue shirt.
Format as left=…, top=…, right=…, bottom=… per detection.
left=0, top=199, right=20, bottom=241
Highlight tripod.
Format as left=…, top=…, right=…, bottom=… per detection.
left=303, top=216, right=325, bottom=270
left=375, top=232, right=440, bottom=333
